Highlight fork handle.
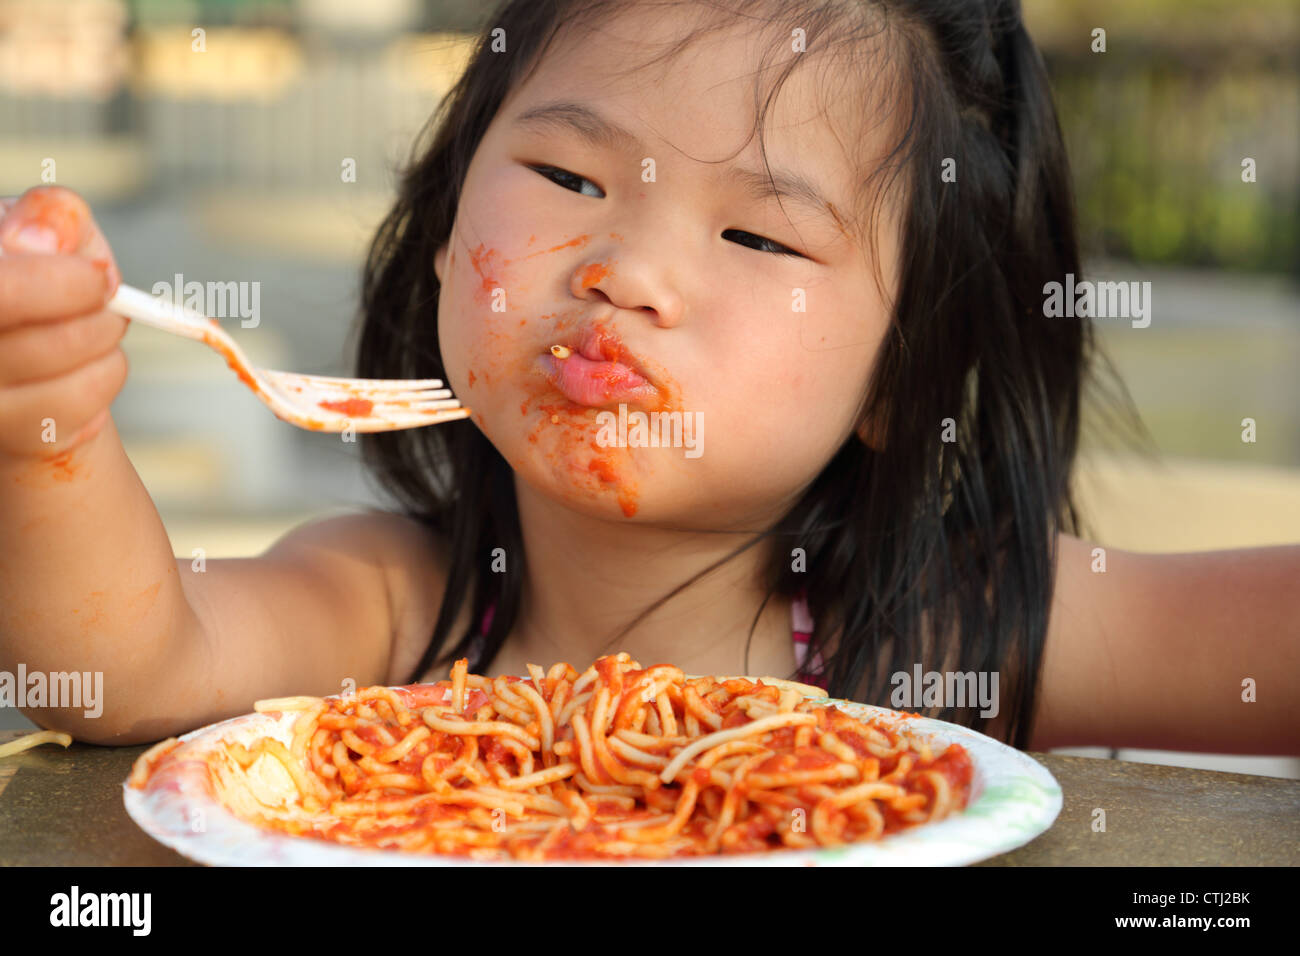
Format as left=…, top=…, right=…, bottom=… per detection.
left=108, top=284, right=217, bottom=342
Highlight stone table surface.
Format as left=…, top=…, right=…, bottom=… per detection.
left=1, top=730, right=1296, bottom=865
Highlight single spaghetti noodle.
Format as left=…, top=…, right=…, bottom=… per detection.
left=129, top=654, right=974, bottom=860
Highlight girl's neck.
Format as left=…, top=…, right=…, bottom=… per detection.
left=504, top=478, right=798, bottom=678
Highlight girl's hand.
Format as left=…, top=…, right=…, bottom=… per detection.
left=0, top=186, right=127, bottom=462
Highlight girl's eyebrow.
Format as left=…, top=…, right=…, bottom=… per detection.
left=511, top=99, right=842, bottom=225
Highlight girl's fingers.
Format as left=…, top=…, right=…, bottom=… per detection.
left=0, top=188, right=127, bottom=462
left=0, top=308, right=129, bottom=387
left=0, top=186, right=122, bottom=294
left=0, top=347, right=128, bottom=459
left=0, top=254, right=113, bottom=329
left=0, top=186, right=92, bottom=253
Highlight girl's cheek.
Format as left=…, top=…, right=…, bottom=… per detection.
left=437, top=247, right=492, bottom=415
left=444, top=187, right=514, bottom=338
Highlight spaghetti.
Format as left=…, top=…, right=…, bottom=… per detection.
left=129, top=654, right=974, bottom=860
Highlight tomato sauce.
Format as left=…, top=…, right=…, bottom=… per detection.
left=229, top=670, right=975, bottom=860
left=317, top=398, right=374, bottom=417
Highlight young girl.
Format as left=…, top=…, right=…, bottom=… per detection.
left=1, top=0, right=1295, bottom=758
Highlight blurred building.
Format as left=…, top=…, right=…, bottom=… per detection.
left=0, top=0, right=479, bottom=518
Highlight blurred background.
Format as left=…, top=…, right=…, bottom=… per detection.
left=0, top=0, right=1296, bottom=775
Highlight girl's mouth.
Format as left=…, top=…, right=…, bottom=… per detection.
left=536, top=326, right=660, bottom=408
left=537, top=348, right=660, bottom=408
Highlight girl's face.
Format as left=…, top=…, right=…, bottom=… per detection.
left=435, top=9, right=899, bottom=526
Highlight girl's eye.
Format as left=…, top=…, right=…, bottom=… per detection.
left=528, top=164, right=604, bottom=198
left=528, top=165, right=803, bottom=259
left=722, top=229, right=805, bottom=259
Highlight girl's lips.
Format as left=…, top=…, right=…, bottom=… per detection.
left=537, top=350, right=660, bottom=408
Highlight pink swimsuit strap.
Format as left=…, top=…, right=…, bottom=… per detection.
left=790, top=590, right=828, bottom=690
left=463, top=591, right=828, bottom=690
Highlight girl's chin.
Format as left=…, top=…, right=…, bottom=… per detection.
left=527, top=439, right=648, bottom=520
left=488, top=406, right=708, bottom=522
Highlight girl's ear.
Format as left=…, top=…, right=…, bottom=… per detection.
left=855, top=412, right=885, bottom=451
left=434, top=242, right=449, bottom=284
left=852, top=416, right=883, bottom=452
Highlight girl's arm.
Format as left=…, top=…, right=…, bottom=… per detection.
left=0, top=188, right=448, bottom=746
left=4, top=419, right=438, bottom=745
left=1030, top=533, right=1300, bottom=754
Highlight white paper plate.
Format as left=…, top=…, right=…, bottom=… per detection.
left=123, top=689, right=1061, bottom=866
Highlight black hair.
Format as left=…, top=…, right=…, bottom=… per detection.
left=354, top=0, right=1148, bottom=749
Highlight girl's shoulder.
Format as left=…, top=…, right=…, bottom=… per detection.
left=332, top=510, right=460, bottom=687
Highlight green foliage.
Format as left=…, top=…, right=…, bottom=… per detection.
left=1048, top=64, right=1297, bottom=273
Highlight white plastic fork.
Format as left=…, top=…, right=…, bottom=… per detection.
left=108, top=284, right=471, bottom=433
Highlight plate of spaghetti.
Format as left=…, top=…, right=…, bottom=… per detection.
left=123, top=654, right=1060, bottom=865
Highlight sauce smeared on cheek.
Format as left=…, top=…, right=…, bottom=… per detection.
left=468, top=244, right=504, bottom=304
left=458, top=243, right=535, bottom=399
left=520, top=235, right=591, bottom=258
left=455, top=238, right=603, bottom=403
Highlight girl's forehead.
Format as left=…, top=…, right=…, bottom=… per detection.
left=529, top=8, right=861, bottom=130
left=505, top=8, right=884, bottom=233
